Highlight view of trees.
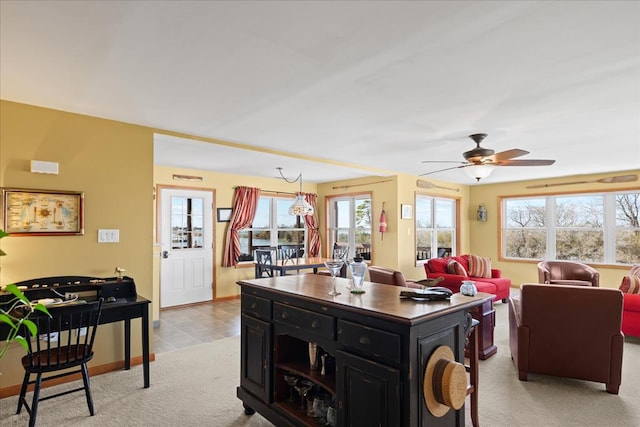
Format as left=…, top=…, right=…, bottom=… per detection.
left=355, top=199, right=371, bottom=244
left=504, top=192, right=639, bottom=264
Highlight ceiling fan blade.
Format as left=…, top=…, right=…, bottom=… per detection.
left=419, top=164, right=469, bottom=176
left=490, top=149, right=529, bottom=162
left=497, top=159, right=556, bottom=166
left=421, top=160, right=467, bottom=164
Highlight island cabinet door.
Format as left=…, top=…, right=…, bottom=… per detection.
left=335, top=350, right=401, bottom=427
left=240, top=313, right=272, bottom=402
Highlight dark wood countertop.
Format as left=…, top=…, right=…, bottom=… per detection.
left=238, top=274, right=493, bottom=326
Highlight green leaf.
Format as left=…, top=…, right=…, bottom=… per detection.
left=23, top=319, right=38, bottom=337
left=14, top=336, right=29, bottom=352
left=0, top=229, right=8, bottom=239
left=34, top=304, right=51, bottom=316
left=0, top=312, right=17, bottom=328
left=4, top=284, right=30, bottom=305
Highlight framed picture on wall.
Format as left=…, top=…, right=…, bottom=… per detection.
left=2, top=188, right=84, bottom=235
left=401, top=204, right=413, bottom=220
left=217, top=208, right=233, bottom=222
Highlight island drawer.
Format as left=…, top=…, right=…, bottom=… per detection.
left=273, top=302, right=335, bottom=340
left=242, top=293, right=272, bottom=320
left=337, top=319, right=400, bottom=363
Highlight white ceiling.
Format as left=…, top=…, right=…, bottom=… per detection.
left=1, top=1, right=638, bottom=184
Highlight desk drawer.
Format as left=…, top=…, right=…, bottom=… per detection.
left=242, top=294, right=272, bottom=320
left=273, top=302, right=335, bottom=340
left=337, top=320, right=400, bottom=363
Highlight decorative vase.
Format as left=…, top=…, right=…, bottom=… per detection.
left=348, top=256, right=367, bottom=294
left=460, top=280, right=478, bottom=296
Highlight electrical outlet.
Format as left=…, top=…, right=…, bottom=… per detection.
left=65, top=292, right=78, bottom=300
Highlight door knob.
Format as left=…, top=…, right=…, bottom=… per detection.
left=162, top=251, right=169, bottom=259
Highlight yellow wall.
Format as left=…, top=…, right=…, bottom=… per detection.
left=0, top=100, right=154, bottom=388
left=468, top=170, right=640, bottom=289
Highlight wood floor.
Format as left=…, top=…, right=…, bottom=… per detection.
left=153, top=298, right=241, bottom=354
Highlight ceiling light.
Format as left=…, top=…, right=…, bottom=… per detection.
left=464, top=164, right=495, bottom=181
left=277, top=167, right=315, bottom=216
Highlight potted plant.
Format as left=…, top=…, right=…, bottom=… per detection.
left=0, top=229, right=50, bottom=360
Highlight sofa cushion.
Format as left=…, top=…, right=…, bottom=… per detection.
left=620, top=275, right=640, bottom=294
left=468, top=254, right=492, bottom=279
left=426, top=257, right=449, bottom=274
left=447, top=259, right=468, bottom=276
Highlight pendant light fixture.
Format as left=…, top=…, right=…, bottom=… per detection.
left=277, top=167, right=315, bottom=216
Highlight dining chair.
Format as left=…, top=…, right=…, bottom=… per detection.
left=332, top=243, right=349, bottom=277
left=279, top=244, right=304, bottom=264
left=255, top=248, right=277, bottom=278
left=17, top=299, right=104, bottom=427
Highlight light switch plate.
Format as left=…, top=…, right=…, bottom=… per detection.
left=98, top=229, right=120, bottom=243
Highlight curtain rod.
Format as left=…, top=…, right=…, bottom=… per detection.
left=232, top=186, right=297, bottom=196
left=332, top=179, right=393, bottom=190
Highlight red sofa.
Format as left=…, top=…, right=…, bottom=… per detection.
left=619, top=272, right=640, bottom=338
left=622, top=293, right=640, bottom=337
left=424, top=254, right=511, bottom=302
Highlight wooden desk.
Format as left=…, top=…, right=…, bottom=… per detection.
left=237, top=274, right=492, bottom=426
left=1, top=276, right=151, bottom=389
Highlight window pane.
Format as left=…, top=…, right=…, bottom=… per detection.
left=616, top=193, right=640, bottom=227
left=435, top=199, right=454, bottom=228
left=416, top=229, right=432, bottom=260
left=436, top=231, right=453, bottom=257
left=252, top=230, right=271, bottom=247
left=505, top=198, right=545, bottom=227
left=170, top=196, right=204, bottom=249
left=238, top=230, right=251, bottom=259
left=336, top=200, right=350, bottom=228
left=416, top=197, right=432, bottom=228
left=505, top=229, right=546, bottom=258
left=336, top=229, right=349, bottom=244
left=252, top=197, right=270, bottom=228
left=276, top=199, right=297, bottom=228
left=616, top=229, right=640, bottom=263
left=556, top=195, right=603, bottom=227
left=278, top=230, right=304, bottom=245
left=556, top=229, right=604, bottom=262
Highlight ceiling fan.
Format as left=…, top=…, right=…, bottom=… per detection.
left=420, top=133, right=556, bottom=181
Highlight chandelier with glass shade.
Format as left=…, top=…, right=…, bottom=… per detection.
left=277, top=167, right=315, bottom=216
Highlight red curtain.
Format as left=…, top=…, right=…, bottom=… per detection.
left=222, top=186, right=261, bottom=267
left=303, top=192, right=321, bottom=257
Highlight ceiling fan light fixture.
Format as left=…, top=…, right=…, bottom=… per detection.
left=465, top=164, right=495, bottom=181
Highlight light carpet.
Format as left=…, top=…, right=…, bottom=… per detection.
left=1, top=303, right=639, bottom=426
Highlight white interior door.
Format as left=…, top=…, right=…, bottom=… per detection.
left=160, top=188, right=214, bottom=308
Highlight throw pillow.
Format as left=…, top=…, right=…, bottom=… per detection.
left=620, top=275, right=640, bottom=294
left=468, top=254, right=492, bottom=279
left=631, top=265, right=640, bottom=278
left=447, top=259, right=468, bottom=276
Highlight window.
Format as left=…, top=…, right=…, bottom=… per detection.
left=170, top=196, right=204, bottom=249
left=501, top=191, right=640, bottom=264
left=415, top=194, right=457, bottom=262
left=328, top=195, right=372, bottom=260
left=238, top=195, right=306, bottom=261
